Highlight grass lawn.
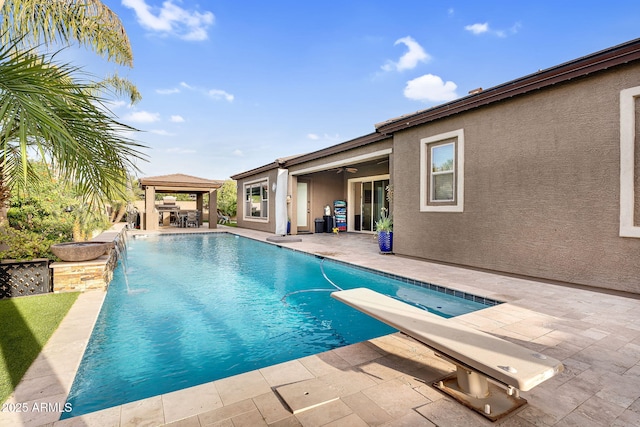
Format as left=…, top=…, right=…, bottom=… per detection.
left=0, top=292, right=79, bottom=404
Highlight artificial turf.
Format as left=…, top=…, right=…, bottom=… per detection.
left=0, top=292, right=79, bottom=404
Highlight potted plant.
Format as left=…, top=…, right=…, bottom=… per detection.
left=375, top=207, right=393, bottom=253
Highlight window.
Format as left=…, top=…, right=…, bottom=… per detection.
left=244, top=179, right=269, bottom=220
left=431, top=143, right=455, bottom=202
left=420, top=129, right=464, bottom=212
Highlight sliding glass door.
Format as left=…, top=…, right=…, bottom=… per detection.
left=351, top=177, right=389, bottom=232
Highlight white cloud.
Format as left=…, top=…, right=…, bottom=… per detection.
left=232, top=149, right=244, bottom=156
left=465, top=22, right=520, bottom=38
left=160, top=82, right=234, bottom=102
left=465, top=22, right=489, bottom=35
left=208, top=89, right=234, bottom=102
left=404, top=74, right=458, bottom=103
left=170, top=115, right=185, bottom=123
left=156, top=87, right=180, bottom=95
left=123, top=110, right=161, bottom=123
left=382, top=36, right=430, bottom=72
left=122, top=0, right=214, bottom=41
left=307, top=133, right=320, bottom=140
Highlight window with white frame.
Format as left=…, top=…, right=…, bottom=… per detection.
left=420, top=129, right=464, bottom=212
left=244, top=179, right=269, bottom=220
left=431, top=142, right=455, bottom=202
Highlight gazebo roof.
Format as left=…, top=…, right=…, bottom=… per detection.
left=139, top=173, right=224, bottom=193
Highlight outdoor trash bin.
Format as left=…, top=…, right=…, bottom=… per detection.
left=314, top=218, right=324, bottom=233
left=323, top=215, right=334, bottom=233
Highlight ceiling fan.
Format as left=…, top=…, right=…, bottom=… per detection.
left=334, top=167, right=358, bottom=174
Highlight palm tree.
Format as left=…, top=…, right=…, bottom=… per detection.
left=0, top=0, right=146, bottom=218
left=0, top=42, right=146, bottom=204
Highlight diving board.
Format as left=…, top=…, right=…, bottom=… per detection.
left=331, top=288, right=564, bottom=421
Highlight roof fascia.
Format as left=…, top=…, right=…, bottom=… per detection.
left=376, top=38, right=640, bottom=134
left=283, top=132, right=392, bottom=167
left=230, top=161, right=282, bottom=180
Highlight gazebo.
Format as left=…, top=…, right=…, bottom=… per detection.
left=138, top=173, right=224, bottom=230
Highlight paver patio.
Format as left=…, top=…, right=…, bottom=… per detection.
left=1, top=226, right=639, bottom=426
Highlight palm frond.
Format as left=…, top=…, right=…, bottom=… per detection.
left=1, top=0, right=133, bottom=66
left=0, top=40, right=147, bottom=205
left=90, top=72, right=143, bottom=105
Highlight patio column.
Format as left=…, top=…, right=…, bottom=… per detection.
left=208, top=189, right=217, bottom=228
left=144, top=186, right=158, bottom=230
left=274, top=169, right=288, bottom=235
left=289, top=175, right=298, bottom=235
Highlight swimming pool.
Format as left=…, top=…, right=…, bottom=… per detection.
left=63, top=233, right=496, bottom=418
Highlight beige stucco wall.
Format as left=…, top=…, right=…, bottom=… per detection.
left=235, top=169, right=279, bottom=233
left=392, top=63, right=640, bottom=294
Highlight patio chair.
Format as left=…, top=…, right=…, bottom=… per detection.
left=186, top=211, right=198, bottom=227
left=217, top=210, right=230, bottom=224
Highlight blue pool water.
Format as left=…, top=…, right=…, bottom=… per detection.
left=64, top=233, right=493, bottom=417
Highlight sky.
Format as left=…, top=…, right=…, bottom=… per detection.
left=69, top=1, right=640, bottom=181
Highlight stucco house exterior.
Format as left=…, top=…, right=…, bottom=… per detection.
left=231, top=38, right=640, bottom=295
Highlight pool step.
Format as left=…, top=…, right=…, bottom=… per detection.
left=275, top=378, right=340, bottom=414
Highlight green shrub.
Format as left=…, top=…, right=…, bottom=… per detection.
left=0, top=162, right=112, bottom=260
left=217, top=180, right=237, bottom=217
left=0, top=226, right=57, bottom=261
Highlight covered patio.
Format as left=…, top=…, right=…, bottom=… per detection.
left=138, top=173, right=224, bottom=231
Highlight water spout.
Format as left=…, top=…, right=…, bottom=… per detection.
left=114, top=231, right=147, bottom=295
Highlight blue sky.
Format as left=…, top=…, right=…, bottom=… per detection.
left=76, top=1, right=640, bottom=180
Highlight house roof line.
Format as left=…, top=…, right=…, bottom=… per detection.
left=139, top=173, right=224, bottom=189
left=230, top=132, right=391, bottom=180
left=231, top=38, right=640, bottom=180
left=230, top=160, right=283, bottom=180
left=284, top=132, right=391, bottom=167
left=376, top=37, right=640, bottom=134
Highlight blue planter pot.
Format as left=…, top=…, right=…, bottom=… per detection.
left=377, top=231, right=393, bottom=253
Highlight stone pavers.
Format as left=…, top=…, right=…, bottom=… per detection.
left=3, top=226, right=640, bottom=426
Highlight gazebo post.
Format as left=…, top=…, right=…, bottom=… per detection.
left=144, top=186, right=158, bottom=230
left=196, top=193, right=204, bottom=227
left=208, top=189, right=217, bottom=228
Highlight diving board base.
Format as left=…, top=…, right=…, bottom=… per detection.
left=433, top=372, right=527, bottom=422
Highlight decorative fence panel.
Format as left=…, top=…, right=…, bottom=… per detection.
left=0, top=259, right=52, bottom=299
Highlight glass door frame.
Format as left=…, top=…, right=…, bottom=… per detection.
left=347, top=174, right=390, bottom=233
left=296, top=179, right=311, bottom=233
